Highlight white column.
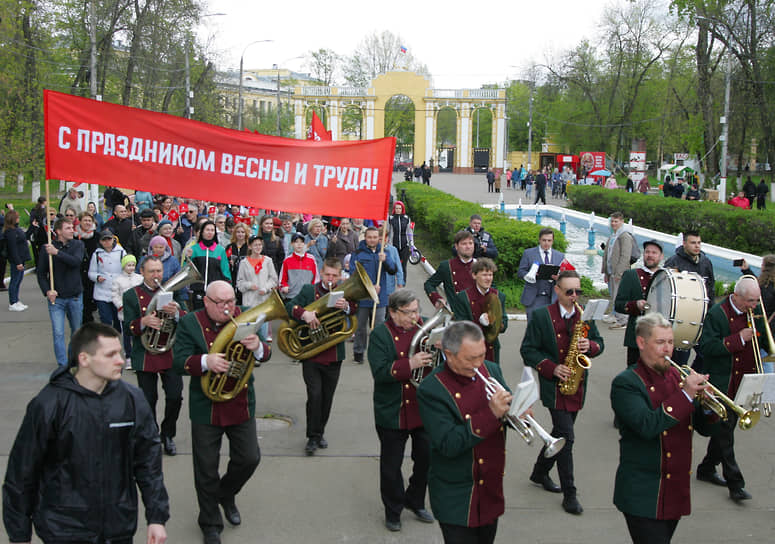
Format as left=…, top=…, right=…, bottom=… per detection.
left=366, top=102, right=375, bottom=140
left=294, top=99, right=304, bottom=139
left=459, top=105, right=470, bottom=168
left=425, top=110, right=435, bottom=163
left=495, top=109, right=505, bottom=168
left=329, top=102, right=339, bottom=141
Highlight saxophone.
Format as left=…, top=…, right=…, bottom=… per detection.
left=558, top=302, right=592, bottom=396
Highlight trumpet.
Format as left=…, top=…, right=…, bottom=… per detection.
left=474, top=367, right=565, bottom=458
left=666, top=356, right=760, bottom=430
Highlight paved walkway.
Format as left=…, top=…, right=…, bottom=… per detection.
left=1, top=177, right=773, bottom=543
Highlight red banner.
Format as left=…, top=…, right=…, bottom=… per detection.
left=44, top=90, right=395, bottom=219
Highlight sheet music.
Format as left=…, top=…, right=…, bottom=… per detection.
left=509, top=367, right=539, bottom=418
left=735, top=373, right=775, bottom=405
left=582, top=299, right=608, bottom=321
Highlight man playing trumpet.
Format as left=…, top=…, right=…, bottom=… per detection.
left=520, top=270, right=604, bottom=514
left=124, top=255, right=186, bottom=455
left=417, top=321, right=513, bottom=544
left=367, top=289, right=434, bottom=532
left=696, top=275, right=764, bottom=501
left=173, top=281, right=271, bottom=544
left=611, top=313, right=720, bottom=544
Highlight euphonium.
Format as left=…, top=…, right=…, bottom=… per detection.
left=201, top=290, right=289, bottom=402
left=474, top=367, right=565, bottom=458
left=141, top=261, right=202, bottom=354
left=408, top=305, right=453, bottom=387
left=666, top=356, right=760, bottom=430
left=559, top=302, right=592, bottom=396
left=276, top=262, right=378, bottom=360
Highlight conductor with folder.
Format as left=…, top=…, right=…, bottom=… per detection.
left=518, top=228, right=565, bottom=320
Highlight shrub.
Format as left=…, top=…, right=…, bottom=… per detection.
left=397, top=182, right=566, bottom=308
left=566, top=185, right=775, bottom=255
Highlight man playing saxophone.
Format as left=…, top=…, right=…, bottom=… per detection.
left=173, top=281, right=271, bottom=544
left=285, top=258, right=354, bottom=456
left=367, top=289, right=434, bottom=532
left=455, top=258, right=508, bottom=364
left=123, top=255, right=186, bottom=455
left=611, top=313, right=720, bottom=544
left=520, top=270, right=604, bottom=514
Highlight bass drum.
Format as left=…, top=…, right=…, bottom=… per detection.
left=646, top=268, right=709, bottom=350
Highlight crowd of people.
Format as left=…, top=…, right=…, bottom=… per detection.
left=3, top=178, right=773, bottom=544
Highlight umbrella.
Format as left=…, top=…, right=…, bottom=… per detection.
left=590, top=169, right=611, bottom=176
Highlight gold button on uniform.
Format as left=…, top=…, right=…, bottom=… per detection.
left=465, top=414, right=471, bottom=420
left=455, top=393, right=461, bottom=399
left=666, top=406, right=673, bottom=412
left=688, top=425, right=693, bottom=431
left=479, top=479, right=484, bottom=485
left=405, top=384, right=410, bottom=389
left=478, top=458, right=484, bottom=464
left=405, top=400, right=410, bottom=404
left=394, top=336, right=399, bottom=341
left=666, top=452, right=672, bottom=458
left=666, top=473, right=671, bottom=479
left=400, top=352, right=404, bottom=357
left=650, top=386, right=655, bottom=392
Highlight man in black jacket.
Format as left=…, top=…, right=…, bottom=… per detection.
left=3, top=322, right=169, bottom=544
left=127, top=208, right=157, bottom=259
left=37, top=218, right=85, bottom=367
left=104, top=204, right=134, bottom=249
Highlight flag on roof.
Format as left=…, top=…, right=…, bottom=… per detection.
left=399, top=45, right=407, bottom=54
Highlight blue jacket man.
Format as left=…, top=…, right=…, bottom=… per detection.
left=518, top=228, right=565, bottom=320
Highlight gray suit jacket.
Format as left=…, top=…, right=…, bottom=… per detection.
left=518, top=246, right=565, bottom=306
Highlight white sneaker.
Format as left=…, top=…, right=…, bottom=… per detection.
left=9, top=302, right=26, bottom=312
left=16, top=302, right=28, bottom=310
left=602, top=315, right=617, bottom=324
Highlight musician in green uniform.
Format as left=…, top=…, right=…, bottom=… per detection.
left=696, top=275, right=763, bottom=501
left=123, top=255, right=187, bottom=456
left=424, top=230, right=477, bottom=317
left=285, top=258, right=354, bottom=456
left=368, top=289, right=434, bottom=532
left=521, top=270, right=604, bottom=515
left=611, top=312, right=719, bottom=543
left=614, top=239, right=663, bottom=367
left=417, top=321, right=513, bottom=544
left=173, top=280, right=271, bottom=544
left=455, top=258, right=507, bottom=364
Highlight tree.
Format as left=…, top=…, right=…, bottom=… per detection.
left=342, top=31, right=429, bottom=87
left=306, top=48, right=339, bottom=86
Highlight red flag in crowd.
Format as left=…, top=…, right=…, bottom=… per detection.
left=307, top=111, right=331, bottom=141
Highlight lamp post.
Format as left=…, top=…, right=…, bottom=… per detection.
left=238, top=39, right=273, bottom=131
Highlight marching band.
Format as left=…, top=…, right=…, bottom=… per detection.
left=4, top=211, right=772, bottom=544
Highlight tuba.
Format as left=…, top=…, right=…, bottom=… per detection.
left=202, top=290, right=289, bottom=402
left=276, top=262, right=378, bottom=360
left=559, top=302, right=592, bottom=396
left=481, top=291, right=503, bottom=344
left=141, top=261, right=202, bottom=354
left=408, top=304, right=453, bottom=387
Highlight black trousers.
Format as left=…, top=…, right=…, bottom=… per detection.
left=301, top=360, right=342, bottom=440
left=697, top=412, right=744, bottom=490
left=624, top=513, right=679, bottom=544
left=136, top=369, right=183, bottom=438
left=534, top=188, right=547, bottom=205
left=626, top=346, right=640, bottom=368
left=439, top=520, right=498, bottom=544
left=397, top=245, right=410, bottom=284
left=532, top=409, right=578, bottom=496
left=191, top=419, right=261, bottom=533
left=375, top=425, right=430, bottom=522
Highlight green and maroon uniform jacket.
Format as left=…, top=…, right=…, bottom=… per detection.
left=614, top=267, right=656, bottom=350
left=611, top=361, right=719, bottom=519
left=424, top=258, right=476, bottom=318
left=417, top=361, right=508, bottom=527
left=700, top=296, right=765, bottom=398
left=368, top=318, right=425, bottom=430
left=173, top=307, right=271, bottom=426
left=285, top=282, right=355, bottom=364
left=520, top=301, right=604, bottom=412
left=124, top=283, right=187, bottom=372
left=455, top=286, right=508, bottom=364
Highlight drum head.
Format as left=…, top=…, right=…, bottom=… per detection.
left=646, top=269, right=675, bottom=320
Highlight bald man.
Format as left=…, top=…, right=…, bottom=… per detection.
left=173, top=281, right=271, bottom=544
left=696, top=276, right=764, bottom=502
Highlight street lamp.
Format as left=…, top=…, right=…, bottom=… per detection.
left=238, top=39, right=273, bottom=130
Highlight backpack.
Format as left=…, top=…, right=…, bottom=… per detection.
left=628, top=232, right=641, bottom=265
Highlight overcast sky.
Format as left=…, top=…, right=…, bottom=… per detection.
left=200, top=0, right=613, bottom=88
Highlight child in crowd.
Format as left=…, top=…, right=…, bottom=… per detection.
left=279, top=233, right=318, bottom=300
left=112, top=254, right=143, bottom=366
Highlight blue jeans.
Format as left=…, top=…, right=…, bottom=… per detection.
left=8, top=267, right=24, bottom=305
left=48, top=294, right=83, bottom=366
left=96, top=300, right=120, bottom=330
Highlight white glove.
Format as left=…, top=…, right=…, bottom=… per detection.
left=479, top=313, right=490, bottom=326
left=524, top=262, right=539, bottom=284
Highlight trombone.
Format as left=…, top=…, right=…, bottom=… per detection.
left=665, top=356, right=760, bottom=430
left=741, top=274, right=774, bottom=416
left=474, top=367, right=565, bottom=458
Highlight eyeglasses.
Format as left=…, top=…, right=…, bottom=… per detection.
left=396, top=307, right=420, bottom=316
left=206, top=296, right=236, bottom=306
left=564, top=288, right=584, bottom=296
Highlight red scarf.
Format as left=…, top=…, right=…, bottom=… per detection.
left=247, top=256, right=264, bottom=275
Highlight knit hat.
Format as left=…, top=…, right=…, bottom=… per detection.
left=121, top=255, right=137, bottom=269
left=149, top=235, right=167, bottom=248
left=158, top=219, right=173, bottom=229
left=140, top=208, right=155, bottom=219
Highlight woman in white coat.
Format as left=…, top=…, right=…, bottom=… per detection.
left=237, top=235, right=278, bottom=341
left=88, top=230, right=126, bottom=330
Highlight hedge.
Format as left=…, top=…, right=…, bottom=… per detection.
left=566, top=185, right=775, bottom=256
left=396, top=181, right=566, bottom=284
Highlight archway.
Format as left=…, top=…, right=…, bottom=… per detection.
left=341, top=105, right=364, bottom=141
left=385, top=94, right=416, bottom=166
left=472, top=107, right=493, bottom=172
left=436, top=106, right=457, bottom=172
